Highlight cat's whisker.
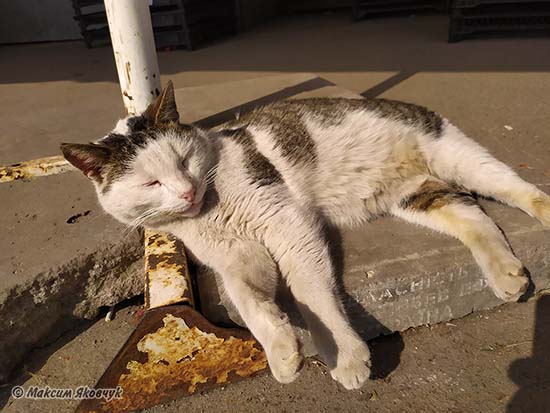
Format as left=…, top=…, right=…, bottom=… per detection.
left=205, top=165, right=218, bottom=181
left=205, top=169, right=218, bottom=186
left=123, top=207, right=162, bottom=236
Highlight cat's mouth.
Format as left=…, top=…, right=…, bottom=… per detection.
left=179, top=199, right=204, bottom=217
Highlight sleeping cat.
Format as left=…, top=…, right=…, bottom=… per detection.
left=61, top=81, right=550, bottom=390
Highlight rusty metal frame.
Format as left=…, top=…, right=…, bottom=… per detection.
left=0, top=155, right=72, bottom=183
left=144, top=229, right=195, bottom=309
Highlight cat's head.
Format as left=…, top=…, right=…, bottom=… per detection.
left=61, top=81, right=215, bottom=227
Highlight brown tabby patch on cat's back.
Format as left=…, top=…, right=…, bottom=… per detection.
left=295, top=98, right=443, bottom=137
left=227, top=98, right=442, bottom=170
left=227, top=104, right=318, bottom=167
left=222, top=127, right=283, bottom=188
left=364, top=98, right=443, bottom=137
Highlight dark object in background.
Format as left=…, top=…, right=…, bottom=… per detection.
left=507, top=294, right=550, bottom=412
left=71, top=0, right=239, bottom=50
left=448, top=0, right=550, bottom=42
left=352, top=0, right=448, bottom=21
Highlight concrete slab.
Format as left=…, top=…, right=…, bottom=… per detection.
left=198, top=192, right=550, bottom=352
left=178, top=75, right=550, bottom=353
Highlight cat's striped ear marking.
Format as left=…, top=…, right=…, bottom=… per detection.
left=400, top=180, right=477, bottom=212
left=144, top=80, right=179, bottom=126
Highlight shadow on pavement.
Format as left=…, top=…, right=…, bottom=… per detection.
left=324, top=221, right=404, bottom=381
left=507, top=294, right=550, bottom=412
left=2, top=13, right=550, bottom=85
left=0, top=295, right=144, bottom=410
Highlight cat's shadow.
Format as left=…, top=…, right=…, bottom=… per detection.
left=202, top=218, right=405, bottom=380
left=325, top=221, right=404, bottom=380
left=275, top=219, right=404, bottom=381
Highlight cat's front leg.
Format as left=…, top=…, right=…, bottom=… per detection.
left=206, top=239, right=304, bottom=384
left=264, top=215, right=371, bottom=389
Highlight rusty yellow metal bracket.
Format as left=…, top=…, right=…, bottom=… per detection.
left=144, top=229, right=195, bottom=309
left=0, top=155, right=73, bottom=183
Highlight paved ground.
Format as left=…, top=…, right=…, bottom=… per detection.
left=2, top=294, right=549, bottom=413
left=1, top=10, right=550, bottom=413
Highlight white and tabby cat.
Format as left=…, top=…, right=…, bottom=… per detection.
left=61, top=81, right=550, bottom=390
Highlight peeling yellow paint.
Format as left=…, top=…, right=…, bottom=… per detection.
left=103, top=314, right=267, bottom=411
left=144, top=229, right=194, bottom=309
left=0, top=155, right=73, bottom=183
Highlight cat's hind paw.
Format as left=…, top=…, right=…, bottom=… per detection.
left=491, top=266, right=529, bottom=302
left=532, top=195, right=550, bottom=227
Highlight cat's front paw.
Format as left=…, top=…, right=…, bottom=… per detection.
left=491, top=266, right=529, bottom=302
left=330, top=342, right=371, bottom=390
left=267, top=334, right=304, bottom=384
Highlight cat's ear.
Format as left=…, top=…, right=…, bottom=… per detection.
left=144, top=80, right=179, bottom=126
left=60, top=143, right=110, bottom=180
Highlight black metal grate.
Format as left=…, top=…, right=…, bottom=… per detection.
left=71, top=0, right=239, bottom=50
left=449, top=1, right=550, bottom=41
left=352, top=0, right=448, bottom=20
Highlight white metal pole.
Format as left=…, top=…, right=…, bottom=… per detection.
left=104, top=0, right=161, bottom=115
left=104, top=0, right=190, bottom=310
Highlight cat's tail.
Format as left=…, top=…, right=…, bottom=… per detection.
left=421, top=122, right=550, bottom=227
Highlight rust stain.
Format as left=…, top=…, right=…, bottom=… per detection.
left=0, top=155, right=73, bottom=183
left=125, top=61, right=132, bottom=86
left=144, top=230, right=194, bottom=309
left=102, top=314, right=267, bottom=412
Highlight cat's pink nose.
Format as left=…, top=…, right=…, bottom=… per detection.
left=180, top=188, right=196, bottom=203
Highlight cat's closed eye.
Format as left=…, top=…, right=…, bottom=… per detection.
left=144, top=180, right=161, bottom=187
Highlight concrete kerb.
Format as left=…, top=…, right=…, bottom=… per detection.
left=0, top=170, right=144, bottom=382
left=1, top=73, right=549, bottom=382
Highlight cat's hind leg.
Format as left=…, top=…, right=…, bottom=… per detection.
left=422, top=123, right=550, bottom=226
left=214, top=240, right=304, bottom=384
left=392, top=176, right=529, bottom=302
